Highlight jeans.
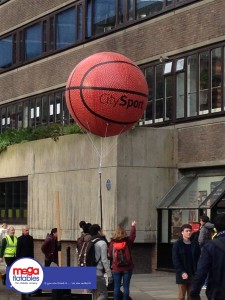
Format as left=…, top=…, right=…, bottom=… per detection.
left=96, top=275, right=108, bottom=300
left=112, top=270, right=132, bottom=300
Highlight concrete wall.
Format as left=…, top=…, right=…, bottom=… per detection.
left=0, top=127, right=177, bottom=244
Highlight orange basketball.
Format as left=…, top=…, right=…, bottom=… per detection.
left=65, top=52, right=148, bottom=137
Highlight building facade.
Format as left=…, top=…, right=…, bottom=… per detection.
left=1, top=0, right=225, bottom=271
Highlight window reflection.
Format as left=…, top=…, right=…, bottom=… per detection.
left=56, top=8, right=76, bottom=49
left=93, top=0, right=116, bottom=35
left=25, top=23, right=42, bottom=60
left=0, top=35, right=13, bottom=68
left=211, top=48, right=222, bottom=111
left=137, top=0, right=163, bottom=19
left=199, top=51, right=209, bottom=113
left=187, top=55, right=197, bottom=117
left=155, top=65, right=164, bottom=122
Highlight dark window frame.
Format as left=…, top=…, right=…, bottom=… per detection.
left=0, top=0, right=199, bottom=74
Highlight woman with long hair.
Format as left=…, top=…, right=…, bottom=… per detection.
left=108, top=220, right=136, bottom=300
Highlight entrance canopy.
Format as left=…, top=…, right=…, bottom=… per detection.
left=157, top=174, right=225, bottom=210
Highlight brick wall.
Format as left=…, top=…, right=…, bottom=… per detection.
left=178, top=121, right=225, bottom=166
left=1, top=0, right=225, bottom=102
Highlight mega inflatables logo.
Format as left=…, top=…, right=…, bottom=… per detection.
left=8, top=258, right=43, bottom=293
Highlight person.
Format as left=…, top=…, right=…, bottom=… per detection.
left=190, top=213, right=225, bottom=300
left=108, top=220, right=136, bottom=300
left=172, top=223, right=201, bottom=300
left=41, top=228, right=58, bottom=266
left=77, top=222, right=92, bottom=256
left=198, top=215, right=214, bottom=248
left=0, top=226, right=17, bottom=285
left=89, top=224, right=112, bottom=300
left=0, top=223, right=8, bottom=253
left=198, top=215, right=214, bottom=289
left=16, top=225, right=34, bottom=258
left=79, top=220, right=86, bottom=235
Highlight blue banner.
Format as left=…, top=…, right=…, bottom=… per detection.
left=7, top=266, right=96, bottom=290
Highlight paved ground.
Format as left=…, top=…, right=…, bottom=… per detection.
left=0, top=272, right=208, bottom=300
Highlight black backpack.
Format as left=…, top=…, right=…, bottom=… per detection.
left=78, top=238, right=102, bottom=267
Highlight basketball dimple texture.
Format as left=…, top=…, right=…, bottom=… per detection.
left=65, top=52, right=148, bottom=137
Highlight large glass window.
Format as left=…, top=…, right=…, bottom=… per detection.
left=25, top=23, right=42, bottom=60
left=0, top=35, right=13, bottom=68
left=0, top=179, right=27, bottom=224
left=93, top=0, right=116, bottom=35
left=56, top=7, right=76, bottom=49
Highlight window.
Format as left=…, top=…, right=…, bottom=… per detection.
left=145, top=66, right=154, bottom=123
left=0, top=0, right=199, bottom=73
left=211, top=48, right=222, bottom=112
left=0, top=179, right=28, bottom=224
left=56, top=7, right=76, bottom=49
left=93, top=0, right=116, bottom=35
left=155, top=65, right=164, bottom=122
left=199, top=51, right=209, bottom=114
left=25, top=23, right=42, bottom=60
left=158, top=174, right=225, bottom=243
left=176, top=72, right=185, bottom=118
left=136, top=0, right=163, bottom=19
left=187, top=54, right=197, bottom=117
left=140, top=43, right=225, bottom=126
left=0, top=35, right=13, bottom=68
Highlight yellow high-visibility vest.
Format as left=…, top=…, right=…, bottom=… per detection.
left=4, top=235, right=17, bottom=257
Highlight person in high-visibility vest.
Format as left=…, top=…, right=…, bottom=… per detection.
left=0, top=226, right=17, bottom=285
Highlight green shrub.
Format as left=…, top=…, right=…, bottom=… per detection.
left=0, top=123, right=83, bottom=153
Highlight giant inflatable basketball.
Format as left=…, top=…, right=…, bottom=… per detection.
left=65, top=52, right=148, bottom=137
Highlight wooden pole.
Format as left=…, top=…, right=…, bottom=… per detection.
left=56, top=191, right=62, bottom=267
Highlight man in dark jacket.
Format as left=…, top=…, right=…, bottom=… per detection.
left=16, top=225, right=34, bottom=258
left=172, top=223, right=201, bottom=300
left=190, top=213, right=225, bottom=300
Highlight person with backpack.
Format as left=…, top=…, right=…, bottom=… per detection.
left=89, top=224, right=112, bottom=300
left=77, top=222, right=92, bottom=266
left=108, top=220, right=136, bottom=300
left=190, top=213, right=225, bottom=300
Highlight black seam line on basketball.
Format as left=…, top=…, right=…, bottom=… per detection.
left=68, top=89, right=134, bottom=126
left=80, top=90, right=137, bottom=125
left=66, top=86, right=148, bottom=98
left=80, top=60, right=144, bottom=89
left=81, top=60, right=140, bottom=80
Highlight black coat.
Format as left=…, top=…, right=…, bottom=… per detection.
left=16, top=234, right=34, bottom=258
left=190, top=233, right=225, bottom=300
left=172, top=238, right=201, bottom=284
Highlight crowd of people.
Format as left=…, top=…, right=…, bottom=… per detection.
left=172, top=213, right=225, bottom=300
left=0, top=220, right=137, bottom=300
left=1, top=213, right=224, bottom=300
